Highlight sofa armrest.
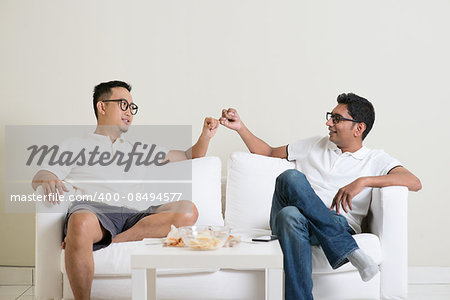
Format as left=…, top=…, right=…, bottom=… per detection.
left=369, top=186, right=408, bottom=300
left=35, top=186, right=70, bottom=300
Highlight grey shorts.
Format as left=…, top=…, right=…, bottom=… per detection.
left=63, top=201, right=162, bottom=251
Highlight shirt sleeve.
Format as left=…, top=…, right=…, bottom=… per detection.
left=372, top=151, right=403, bottom=176
left=287, top=136, right=322, bottom=162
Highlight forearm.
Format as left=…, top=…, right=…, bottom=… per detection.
left=188, top=135, right=211, bottom=159
left=237, top=124, right=273, bottom=156
left=360, top=172, right=422, bottom=192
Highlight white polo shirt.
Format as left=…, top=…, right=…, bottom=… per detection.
left=41, top=132, right=168, bottom=207
left=287, top=136, right=401, bottom=233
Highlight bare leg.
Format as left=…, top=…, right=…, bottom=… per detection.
left=64, top=210, right=105, bottom=300
left=112, top=200, right=198, bottom=243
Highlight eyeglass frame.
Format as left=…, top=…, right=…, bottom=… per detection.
left=326, top=112, right=361, bottom=124
left=102, top=99, right=138, bottom=115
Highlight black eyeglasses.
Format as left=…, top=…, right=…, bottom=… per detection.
left=326, top=112, right=360, bottom=124
left=102, top=99, right=138, bottom=115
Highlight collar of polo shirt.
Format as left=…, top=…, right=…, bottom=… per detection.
left=88, top=132, right=126, bottom=144
left=326, top=138, right=370, bottom=160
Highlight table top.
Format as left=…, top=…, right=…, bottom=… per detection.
left=131, top=238, right=283, bottom=269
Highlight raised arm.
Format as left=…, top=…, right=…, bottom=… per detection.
left=220, top=108, right=287, bottom=158
left=188, top=117, right=219, bottom=159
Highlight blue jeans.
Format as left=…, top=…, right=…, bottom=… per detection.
left=270, top=169, right=358, bottom=300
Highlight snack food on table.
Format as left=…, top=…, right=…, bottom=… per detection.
left=179, top=225, right=231, bottom=250
left=188, top=235, right=222, bottom=250
left=163, top=225, right=185, bottom=247
left=164, top=225, right=241, bottom=249
left=224, top=234, right=241, bottom=247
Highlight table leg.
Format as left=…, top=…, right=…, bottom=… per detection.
left=132, top=269, right=157, bottom=300
left=265, top=268, right=283, bottom=300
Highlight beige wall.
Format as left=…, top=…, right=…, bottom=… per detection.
left=1, top=0, right=448, bottom=267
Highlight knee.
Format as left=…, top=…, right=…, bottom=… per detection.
left=66, top=211, right=99, bottom=241
left=187, top=202, right=199, bottom=225
left=176, top=201, right=198, bottom=226
left=275, top=206, right=308, bottom=235
left=276, top=169, right=307, bottom=187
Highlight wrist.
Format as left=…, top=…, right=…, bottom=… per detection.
left=359, top=176, right=370, bottom=187
left=236, top=123, right=246, bottom=134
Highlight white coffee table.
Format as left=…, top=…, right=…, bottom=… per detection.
left=131, top=240, right=283, bottom=300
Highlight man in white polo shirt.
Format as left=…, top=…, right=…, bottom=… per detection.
left=31, top=80, right=219, bottom=300
left=220, top=93, right=421, bottom=300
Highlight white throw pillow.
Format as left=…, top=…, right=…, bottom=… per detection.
left=115, top=157, right=223, bottom=227
left=225, top=152, right=295, bottom=230
left=192, top=156, right=224, bottom=226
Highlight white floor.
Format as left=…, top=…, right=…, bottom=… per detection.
left=1, top=267, right=449, bottom=299
left=0, top=284, right=450, bottom=299
left=0, top=285, right=33, bottom=300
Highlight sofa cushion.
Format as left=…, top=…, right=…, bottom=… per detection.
left=60, top=234, right=381, bottom=277
left=225, top=152, right=295, bottom=229
left=137, top=156, right=223, bottom=225
left=121, top=156, right=224, bottom=226
left=191, top=156, right=224, bottom=226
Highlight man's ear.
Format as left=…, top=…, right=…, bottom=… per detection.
left=354, top=122, right=366, bottom=138
left=97, top=101, right=106, bottom=116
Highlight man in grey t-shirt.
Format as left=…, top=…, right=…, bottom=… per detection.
left=32, top=80, right=220, bottom=300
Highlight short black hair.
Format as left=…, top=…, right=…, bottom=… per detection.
left=93, top=80, right=132, bottom=119
left=337, top=93, right=375, bottom=140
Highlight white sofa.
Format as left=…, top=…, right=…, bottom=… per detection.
left=35, top=153, right=409, bottom=300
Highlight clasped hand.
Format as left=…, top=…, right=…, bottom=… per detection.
left=219, top=108, right=243, bottom=131
left=201, top=117, right=220, bottom=139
